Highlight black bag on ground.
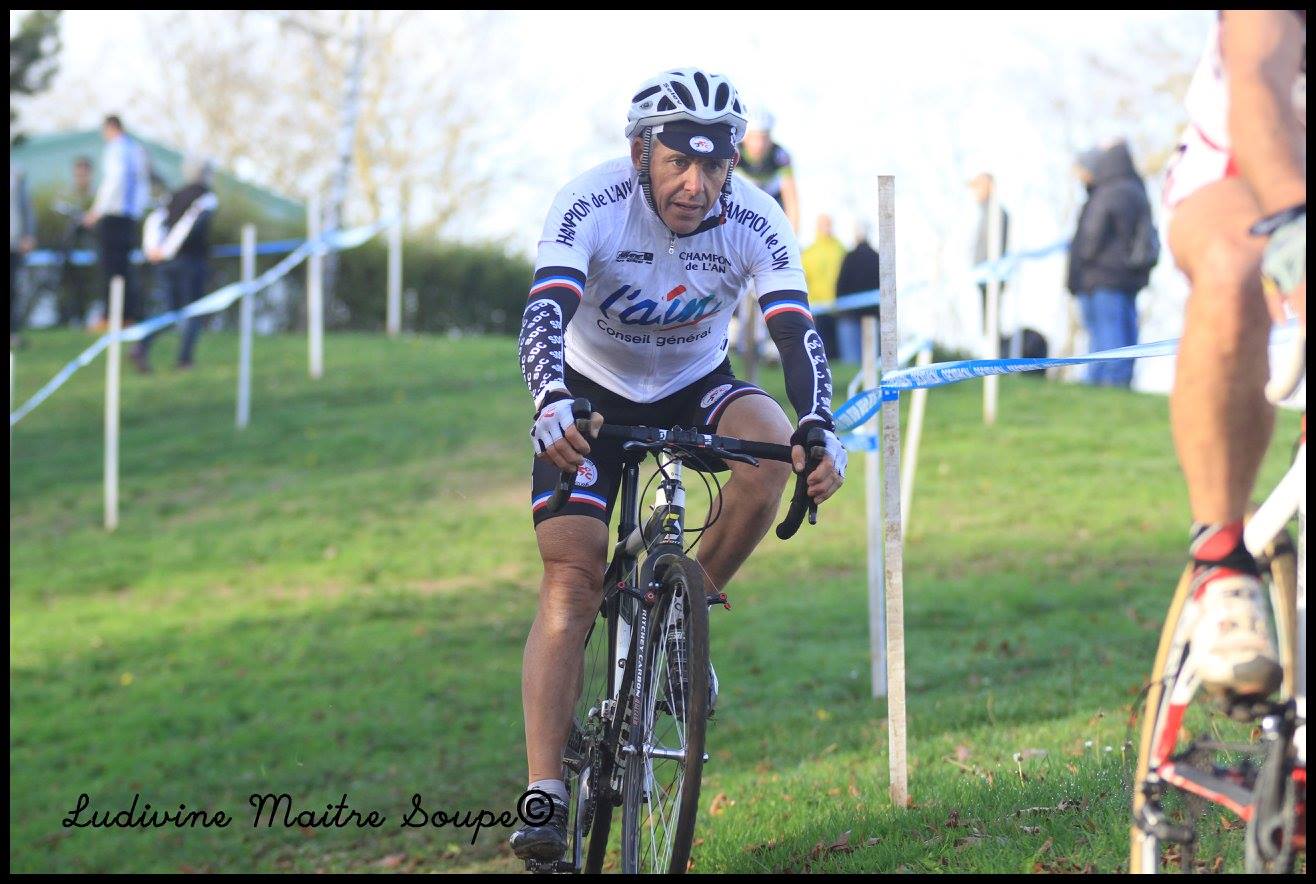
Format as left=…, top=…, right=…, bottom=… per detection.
left=999, top=328, right=1049, bottom=379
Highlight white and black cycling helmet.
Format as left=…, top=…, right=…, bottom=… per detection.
left=625, top=67, right=749, bottom=233
left=625, top=67, right=749, bottom=147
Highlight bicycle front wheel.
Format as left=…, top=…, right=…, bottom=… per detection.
left=567, top=592, right=618, bottom=874
left=1130, top=564, right=1196, bottom=874
left=621, top=555, right=709, bottom=874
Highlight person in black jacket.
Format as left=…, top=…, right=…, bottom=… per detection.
left=1065, top=140, right=1156, bottom=388
left=132, top=155, right=219, bottom=373
left=833, top=221, right=881, bottom=364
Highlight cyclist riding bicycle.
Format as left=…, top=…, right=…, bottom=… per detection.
left=1161, top=10, right=1305, bottom=701
left=510, top=67, right=846, bottom=862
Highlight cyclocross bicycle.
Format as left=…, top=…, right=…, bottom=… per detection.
left=1130, top=327, right=1306, bottom=873
left=524, top=399, right=826, bottom=874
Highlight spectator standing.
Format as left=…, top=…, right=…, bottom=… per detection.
left=56, top=156, right=99, bottom=326
left=801, top=214, right=847, bottom=359
left=834, top=221, right=881, bottom=364
left=1065, top=140, right=1158, bottom=388
left=132, top=155, right=219, bottom=373
left=969, top=172, right=1010, bottom=336
left=10, top=162, right=37, bottom=349
left=83, top=115, right=151, bottom=330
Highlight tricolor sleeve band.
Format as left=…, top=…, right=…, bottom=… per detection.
left=520, top=265, right=586, bottom=411
left=759, top=289, right=835, bottom=428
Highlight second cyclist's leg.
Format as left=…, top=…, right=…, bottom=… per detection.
left=1168, top=176, right=1281, bottom=696
left=512, top=515, right=608, bottom=861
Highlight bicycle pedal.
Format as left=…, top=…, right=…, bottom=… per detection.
left=1217, top=692, right=1282, bottom=722
left=524, top=859, right=574, bottom=874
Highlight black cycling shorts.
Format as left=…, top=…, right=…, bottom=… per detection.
left=530, top=359, right=772, bottom=526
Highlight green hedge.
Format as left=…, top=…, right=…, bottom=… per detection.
left=331, top=237, right=533, bottom=335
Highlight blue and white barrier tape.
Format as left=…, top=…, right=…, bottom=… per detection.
left=969, top=239, right=1069, bottom=286
left=811, top=240, right=1070, bottom=318
left=10, top=219, right=393, bottom=428
left=25, top=238, right=309, bottom=268
left=833, top=323, right=1298, bottom=435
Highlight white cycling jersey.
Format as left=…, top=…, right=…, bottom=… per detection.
left=1165, top=12, right=1306, bottom=209
left=523, top=156, right=829, bottom=418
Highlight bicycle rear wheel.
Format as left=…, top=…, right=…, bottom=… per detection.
left=620, top=555, right=709, bottom=874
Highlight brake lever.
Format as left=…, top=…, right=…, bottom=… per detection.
left=717, top=450, right=760, bottom=467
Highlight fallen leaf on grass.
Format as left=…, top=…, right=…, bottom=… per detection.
left=945, top=809, right=960, bottom=829
left=808, top=829, right=854, bottom=860
left=1020, top=825, right=1041, bottom=835
left=864, top=837, right=880, bottom=847
left=744, top=839, right=778, bottom=854
left=378, top=854, right=406, bottom=869
left=848, top=781, right=861, bottom=799
left=709, top=793, right=730, bottom=816
left=955, top=744, right=972, bottom=761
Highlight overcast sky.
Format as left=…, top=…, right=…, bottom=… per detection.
left=14, top=10, right=1230, bottom=390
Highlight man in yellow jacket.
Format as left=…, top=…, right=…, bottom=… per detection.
left=801, top=214, right=847, bottom=359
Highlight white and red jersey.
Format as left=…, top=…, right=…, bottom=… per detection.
left=1164, top=12, right=1306, bottom=209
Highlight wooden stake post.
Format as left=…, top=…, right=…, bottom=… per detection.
left=877, top=175, right=908, bottom=807
left=387, top=214, right=402, bottom=338
left=104, top=276, right=124, bottom=532
left=983, top=187, right=1003, bottom=425
left=307, top=192, right=324, bottom=380
left=237, top=224, right=255, bottom=428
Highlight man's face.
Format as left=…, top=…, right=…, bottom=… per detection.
left=101, top=123, right=118, bottom=142
left=970, top=175, right=991, bottom=203
left=743, top=129, right=769, bottom=160
left=633, top=138, right=732, bottom=235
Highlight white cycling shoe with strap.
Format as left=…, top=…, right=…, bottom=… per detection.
left=1189, top=568, right=1284, bottom=698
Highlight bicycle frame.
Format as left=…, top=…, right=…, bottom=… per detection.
left=601, top=452, right=693, bottom=793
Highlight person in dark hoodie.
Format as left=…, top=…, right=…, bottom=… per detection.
left=1065, top=140, right=1158, bottom=388
left=833, top=221, right=881, bottom=364
left=132, top=155, right=219, bottom=373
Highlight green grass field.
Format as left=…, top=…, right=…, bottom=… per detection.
left=9, top=328, right=1302, bottom=873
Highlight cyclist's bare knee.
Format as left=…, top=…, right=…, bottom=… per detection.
left=1170, top=182, right=1270, bottom=352
left=535, top=515, right=608, bottom=635
left=717, top=394, right=793, bottom=505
